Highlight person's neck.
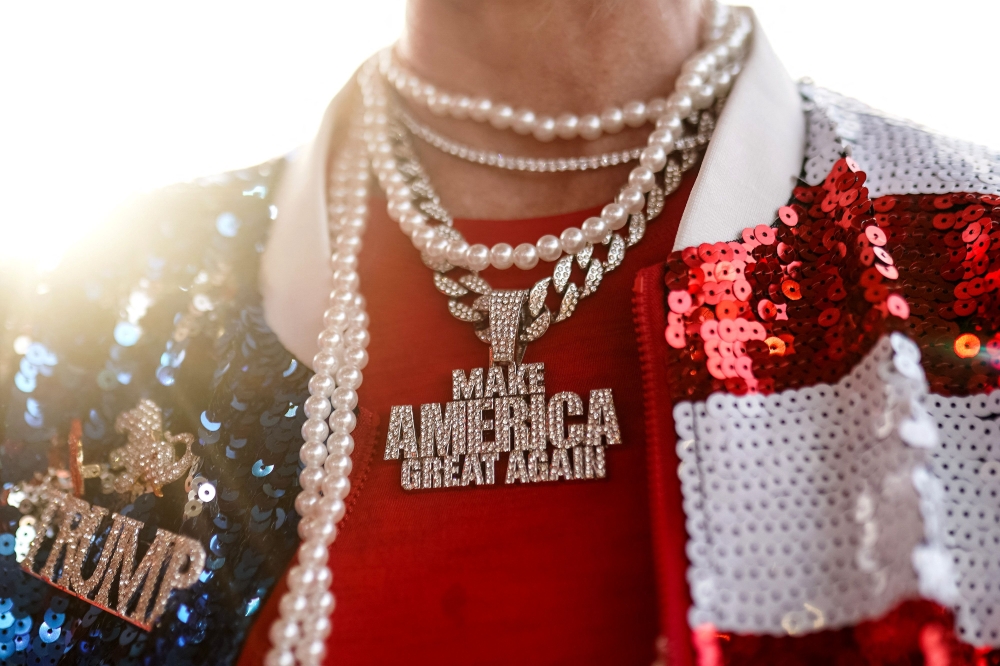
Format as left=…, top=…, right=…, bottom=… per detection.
left=395, top=0, right=706, bottom=219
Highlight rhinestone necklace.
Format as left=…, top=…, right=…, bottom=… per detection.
left=397, top=107, right=647, bottom=173
left=389, top=106, right=713, bottom=343
left=266, top=4, right=751, bottom=664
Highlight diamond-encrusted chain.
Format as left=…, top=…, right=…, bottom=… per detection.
left=390, top=109, right=716, bottom=347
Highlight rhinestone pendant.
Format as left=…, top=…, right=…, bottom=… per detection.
left=11, top=402, right=207, bottom=630
left=384, top=290, right=623, bottom=490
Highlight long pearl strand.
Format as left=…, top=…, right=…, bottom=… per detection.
left=264, top=130, right=371, bottom=666
left=373, top=2, right=749, bottom=271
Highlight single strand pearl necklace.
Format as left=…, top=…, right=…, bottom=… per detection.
left=384, top=52, right=668, bottom=142
left=380, top=31, right=734, bottom=143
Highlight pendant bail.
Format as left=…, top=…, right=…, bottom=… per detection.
left=486, top=289, right=529, bottom=366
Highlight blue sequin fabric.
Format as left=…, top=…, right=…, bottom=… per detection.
left=0, top=160, right=309, bottom=665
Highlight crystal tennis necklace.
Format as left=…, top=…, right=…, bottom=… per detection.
left=397, top=106, right=648, bottom=173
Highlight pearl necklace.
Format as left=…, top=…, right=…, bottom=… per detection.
left=391, top=104, right=715, bottom=268
left=264, top=126, right=371, bottom=666
left=398, top=107, right=647, bottom=172
left=381, top=19, right=734, bottom=145
left=384, top=51, right=666, bottom=141
left=376, top=4, right=749, bottom=272
left=266, top=4, right=750, bottom=663
left=386, top=98, right=714, bottom=336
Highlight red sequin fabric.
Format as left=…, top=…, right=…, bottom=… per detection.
left=662, top=157, right=1000, bottom=402
left=661, top=157, right=1000, bottom=664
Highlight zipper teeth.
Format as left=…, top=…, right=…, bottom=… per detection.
left=632, top=266, right=695, bottom=666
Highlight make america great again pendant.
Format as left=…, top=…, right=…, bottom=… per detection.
left=385, top=289, right=622, bottom=491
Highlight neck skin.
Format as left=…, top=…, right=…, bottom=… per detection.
left=398, top=0, right=707, bottom=219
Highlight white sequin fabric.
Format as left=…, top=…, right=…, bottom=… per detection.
left=925, top=393, right=1000, bottom=646
left=675, top=334, right=953, bottom=635
left=801, top=84, right=1000, bottom=197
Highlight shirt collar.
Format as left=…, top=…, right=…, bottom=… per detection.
left=262, top=12, right=806, bottom=364
left=672, top=11, right=805, bottom=249
left=261, top=85, right=354, bottom=365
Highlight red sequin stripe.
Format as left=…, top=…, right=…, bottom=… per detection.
left=703, top=599, right=986, bottom=666
left=877, top=190, right=1000, bottom=395
left=661, top=157, right=1000, bottom=401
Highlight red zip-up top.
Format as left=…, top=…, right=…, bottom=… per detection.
left=241, top=171, right=699, bottom=665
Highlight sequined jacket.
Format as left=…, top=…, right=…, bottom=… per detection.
left=1, top=83, right=999, bottom=666
left=641, top=84, right=1000, bottom=666
left=0, top=160, right=318, bottom=665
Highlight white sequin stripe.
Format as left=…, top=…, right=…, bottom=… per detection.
left=675, top=333, right=948, bottom=636
left=802, top=84, right=1000, bottom=198
left=925, top=392, right=1000, bottom=646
